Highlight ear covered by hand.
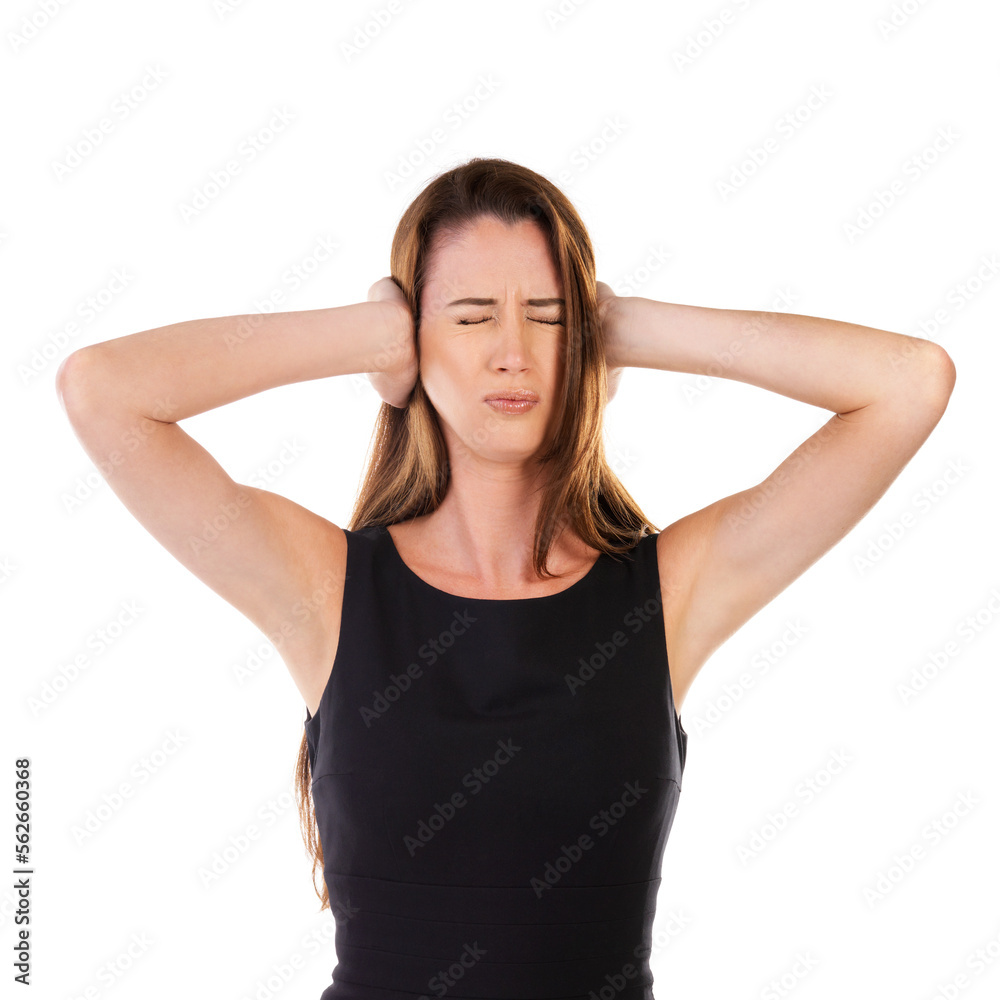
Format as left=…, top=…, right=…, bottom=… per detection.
left=365, top=276, right=419, bottom=409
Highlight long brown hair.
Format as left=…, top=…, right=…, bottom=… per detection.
left=295, top=156, right=658, bottom=909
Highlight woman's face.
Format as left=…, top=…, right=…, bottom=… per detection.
left=418, top=215, right=567, bottom=467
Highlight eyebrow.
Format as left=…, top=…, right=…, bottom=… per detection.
left=445, top=297, right=565, bottom=308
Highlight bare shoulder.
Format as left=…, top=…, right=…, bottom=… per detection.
left=271, top=507, right=347, bottom=718
left=655, top=510, right=721, bottom=714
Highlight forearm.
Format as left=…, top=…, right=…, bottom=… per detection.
left=608, top=295, right=954, bottom=414
left=57, top=300, right=411, bottom=422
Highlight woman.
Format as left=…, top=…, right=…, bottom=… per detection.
left=56, top=157, right=955, bottom=999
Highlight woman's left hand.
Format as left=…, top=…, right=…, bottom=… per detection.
left=596, top=280, right=627, bottom=403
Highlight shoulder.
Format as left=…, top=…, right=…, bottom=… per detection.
left=654, top=516, right=717, bottom=712
left=655, top=517, right=710, bottom=602
left=278, top=517, right=350, bottom=715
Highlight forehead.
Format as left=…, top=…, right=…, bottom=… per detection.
left=422, top=216, right=561, bottom=310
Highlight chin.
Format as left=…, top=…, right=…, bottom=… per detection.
left=444, top=421, right=540, bottom=464
left=461, top=439, right=543, bottom=466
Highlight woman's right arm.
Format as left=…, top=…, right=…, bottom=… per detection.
left=55, top=297, right=415, bottom=706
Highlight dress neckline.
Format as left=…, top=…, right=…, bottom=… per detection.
left=380, top=524, right=605, bottom=604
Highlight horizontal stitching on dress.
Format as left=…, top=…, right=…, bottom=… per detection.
left=324, top=872, right=661, bottom=891
left=325, top=904, right=658, bottom=928
left=332, top=971, right=652, bottom=1000
left=339, top=937, right=656, bottom=963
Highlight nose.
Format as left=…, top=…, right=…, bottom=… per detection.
left=490, top=309, right=533, bottom=372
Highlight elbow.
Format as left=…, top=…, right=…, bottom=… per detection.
left=890, top=338, right=956, bottom=413
left=55, top=347, right=105, bottom=418
left=923, top=343, right=957, bottom=411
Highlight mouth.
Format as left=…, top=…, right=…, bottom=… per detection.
left=483, top=389, right=540, bottom=403
left=484, top=390, right=539, bottom=415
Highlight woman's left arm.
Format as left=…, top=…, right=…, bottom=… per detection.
left=599, top=288, right=956, bottom=672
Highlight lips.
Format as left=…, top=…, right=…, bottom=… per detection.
left=484, top=389, right=539, bottom=402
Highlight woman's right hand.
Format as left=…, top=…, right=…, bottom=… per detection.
left=366, top=276, right=419, bottom=408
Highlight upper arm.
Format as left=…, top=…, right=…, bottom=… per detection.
left=660, top=347, right=956, bottom=706
left=56, top=349, right=347, bottom=705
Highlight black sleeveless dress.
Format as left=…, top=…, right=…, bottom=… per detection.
left=304, top=524, right=688, bottom=1000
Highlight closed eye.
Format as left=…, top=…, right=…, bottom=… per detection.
left=457, top=317, right=564, bottom=326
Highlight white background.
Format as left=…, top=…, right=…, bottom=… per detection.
left=4, top=0, right=999, bottom=997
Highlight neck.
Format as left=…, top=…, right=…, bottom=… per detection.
left=412, top=456, right=574, bottom=588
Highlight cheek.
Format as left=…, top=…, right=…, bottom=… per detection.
left=420, top=340, right=469, bottom=414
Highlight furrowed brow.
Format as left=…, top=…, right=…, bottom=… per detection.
left=446, top=297, right=565, bottom=307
